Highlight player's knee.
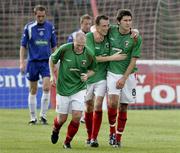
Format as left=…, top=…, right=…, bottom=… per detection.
left=71, top=115, right=81, bottom=123
left=29, top=88, right=37, bottom=95
left=72, top=111, right=82, bottom=121
left=120, top=104, right=128, bottom=112
left=94, top=105, right=102, bottom=111
left=94, top=99, right=103, bottom=110
left=86, top=106, right=93, bottom=113
left=59, top=115, right=67, bottom=124
left=86, top=104, right=94, bottom=112
left=108, top=101, right=118, bottom=108
left=43, top=86, right=50, bottom=92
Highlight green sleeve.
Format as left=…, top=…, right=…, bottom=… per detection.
left=86, top=32, right=94, bottom=54
left=51, top=43, right=71, bottom=64
left=131, top=36, right=142, bottom=58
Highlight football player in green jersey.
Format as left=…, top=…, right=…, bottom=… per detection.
left=107, top=9, right=142, bottom=148
left=85, top=15, right=127, bottom=147
left=49, top=32, right=96, bottom=149
left=67, top=14, right=93, bottom=124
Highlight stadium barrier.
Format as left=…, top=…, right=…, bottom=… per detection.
left=0, top=60, right=180, bottom=109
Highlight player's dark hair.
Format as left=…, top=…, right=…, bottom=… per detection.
left=116, top=9, right=132, bottom=21
left=34, top=5, right=46, bottom=14
left=80, top=14, right=92, bottom=24
left=95, top=15, right=109, bottom=26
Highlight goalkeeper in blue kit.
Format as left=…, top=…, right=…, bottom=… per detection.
left=19, top=5, right=57, bottom=125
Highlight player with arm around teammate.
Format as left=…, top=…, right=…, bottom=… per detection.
left=19, top=5, right=57, bottom=125
left=107, top=9, right=142, bottom=148
left=50, top=32, right=96, bottom=149
left=85, top=15, right=127, bottom=147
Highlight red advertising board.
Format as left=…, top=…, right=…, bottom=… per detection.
left=132, top=62, right=180, bottom=107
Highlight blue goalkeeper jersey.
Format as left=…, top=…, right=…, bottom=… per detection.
left=67, top=29, right=80, bottom=43
left=67, top=29, right=85, bottom=43
left=21, top=20, right=57, bottom=61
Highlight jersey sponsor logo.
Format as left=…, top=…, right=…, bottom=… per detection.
left=69, top=68, right=80, bottom=72
left=37, top=28, right=45, bottom=31
left=35, top=40, right=48, bottom=46
left=95, top=47, right=100, bottom=50
left=81, top=60, right=87, bottom=65
left=124, top=41, right=129, bottom=47
left=112, top=47, right=122, bottom=53
left=65, top=58, right=72, bottom=62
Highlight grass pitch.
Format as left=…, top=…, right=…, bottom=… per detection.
left=0, top=109, right=180, bottom=153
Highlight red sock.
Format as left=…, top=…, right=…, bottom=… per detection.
left=53, top=116, right=62, bottom=133
left=64, top=120, right=80, bottom=144
left=108, top=107, right=117, bottom=135
left=91, top=110, right=103, bottom=140
left=116, top=111, right=127, bottom=142
left=85, top=112, right=93, bottom=140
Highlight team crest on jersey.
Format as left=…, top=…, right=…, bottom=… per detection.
left=81, top=60, right=87, bottom=65
left=39, top=31, right=44, bottom=36
left=105, top=42, right=109, bottom=48
left=124, top=41, right=129, bottom=47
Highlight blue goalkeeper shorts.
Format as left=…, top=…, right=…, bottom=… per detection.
left=26, top=60, right=50, bottom=81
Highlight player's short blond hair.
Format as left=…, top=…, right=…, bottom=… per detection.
left=34, top=5, right=47, bottom=14
left=80, top=14, right=92, bottom=24
left=74, top=31, right=86, bottom=42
